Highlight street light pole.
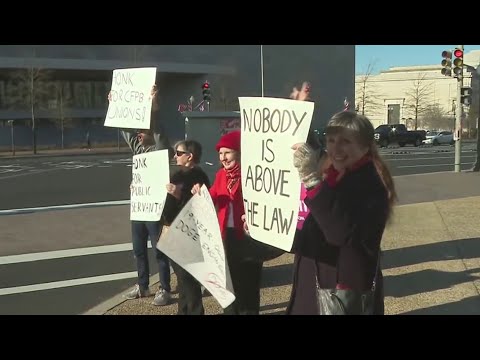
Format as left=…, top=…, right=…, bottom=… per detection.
left=8, top=120, right=15, bottom=156
left=472, top=65, right=480, bottom=171
left=454, top=45, right=464, bottom=173
left=260, top=45, right=264, bottom=97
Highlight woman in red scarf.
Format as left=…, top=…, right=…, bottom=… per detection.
left=193, top=130, right=264, bottom=315
left=287, top=111, right=397, bottom=315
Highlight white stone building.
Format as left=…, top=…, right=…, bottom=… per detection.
left=355, top=49, right=480, bottom=131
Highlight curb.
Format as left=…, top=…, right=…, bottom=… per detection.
left=83, top=253, right=290, bottom=315
left=82, top=273, right=160, bottom=315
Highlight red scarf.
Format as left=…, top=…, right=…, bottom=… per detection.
left=225, top=163, right=241, bottom=199
left=325, top=155, right=372, bottom=188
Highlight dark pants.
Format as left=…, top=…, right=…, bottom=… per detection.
left=373, top=271, right=384, bottom=315
left=223, top=229, right=264, bottom=315
left=131, top=221, right=171, bottom=292
left=171, top=261, right=204, bottom=315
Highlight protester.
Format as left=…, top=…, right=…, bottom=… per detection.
left=85, top=130, right=91, bottom=151
left=192, top=130, right=265, bottom=315
left=108, top=85, right=173, bottom=306
left=287, top=111, right=397, bottom=315
left=162, top=140, right=210, bottom=315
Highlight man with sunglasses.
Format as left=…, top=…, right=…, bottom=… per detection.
left=108, top=85, right=173, bottom=306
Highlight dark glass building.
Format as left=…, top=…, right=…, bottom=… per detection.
left=0, top=45, right=354, bottom=150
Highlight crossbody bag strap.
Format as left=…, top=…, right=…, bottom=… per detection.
left=371, top=250, right=381, bottom=291
left=314, top=248, right=381, bottom=292
left=316, top=252, right=381, bottom=291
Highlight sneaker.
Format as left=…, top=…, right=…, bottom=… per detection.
left=152, top=288, right=171, bottom=306
left=124, top=284, right=151, bottom=300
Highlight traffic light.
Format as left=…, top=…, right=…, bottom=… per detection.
left=453, top=48, right=464, bottom=79
left=441, top=50, right=452, bottom=77
left=202, top=81, right=211, bottom=102
left=461, top=86, right=472, bottom=105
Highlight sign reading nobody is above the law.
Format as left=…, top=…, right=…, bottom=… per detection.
left=105, top=67, right=157, bottom=129
left=239, top=97, right=314, bottom=252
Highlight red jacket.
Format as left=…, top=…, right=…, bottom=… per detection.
left=209, top=168, right=245, bottom=241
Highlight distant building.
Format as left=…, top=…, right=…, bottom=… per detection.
left=355, top=50, right=480, bottom=132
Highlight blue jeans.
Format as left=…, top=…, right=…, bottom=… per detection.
left=131, top=221, right=171, bottom=292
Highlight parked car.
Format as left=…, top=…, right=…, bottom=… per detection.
left=423, top=131, right=454, bottom=146
left=374, top=124, right=426, bottom=147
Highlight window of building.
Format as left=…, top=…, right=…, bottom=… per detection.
left=4, top=80, right=22, bottom=108
left=387, top=104, right=400, bottom=124
left=73, top=82, right=92, bottom=108
left=0, top=80, right=5, bottom=107
left=93, top=81, right=110, bottom=108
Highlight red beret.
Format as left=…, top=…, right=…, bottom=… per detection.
left=215, top=130, right=241, bottom=152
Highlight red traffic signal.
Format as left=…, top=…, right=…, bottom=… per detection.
left=202, top=81, right=211, bottom=102
left=453, top=48, right=464, bottom=79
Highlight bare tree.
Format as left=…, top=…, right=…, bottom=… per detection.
left=52, top=81, right=73, bottom=149
left=355, top=61, right=378, bottom=116
left=10, top=67, right=51, bottom=154
left=212, top=75, right=239, bottom=111
left=421, top=104, right=453, bottom=130
left=405, top=73, right=433, bottom=130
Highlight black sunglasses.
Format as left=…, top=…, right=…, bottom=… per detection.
left=175, top=150, right=190, bottom=157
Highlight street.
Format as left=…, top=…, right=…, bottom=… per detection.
left=0, top=154, right=131, bottom=210
left=0, top=144, right=478, bottom=314
left=0, top=145, right=477, bottom=210
left=380, top=143, right=477, bottom=176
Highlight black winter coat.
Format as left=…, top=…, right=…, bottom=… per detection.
left=161, top=165, right=211, bottom=225
left=287, top=161, right=388, bottom=315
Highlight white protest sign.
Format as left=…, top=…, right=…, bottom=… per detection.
left=130, top=149, right=170, bottom=221
left=105, top=67, right=157, bottom=129
left=157, top=185, right=235, bottom=309
left=239, top=97, right=314, bottom=252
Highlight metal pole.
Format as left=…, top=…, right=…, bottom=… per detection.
left=474, top=116, right=480, bottom=171
left=454, top=45, right=464, bottom=173
left=470, top=65, right=480, bottom=171
left=260, top=45, right=264, bottom=97
left=9, top=120, right=15, bottom=156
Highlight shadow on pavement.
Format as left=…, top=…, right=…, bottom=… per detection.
left=400, top=295, right=480, bottom=315
left=260, top=301, right=289, bottom=313
left=384, top=268, right=480, bottom=298
left=383, top=237, right=480, bottom=270
left=261, top=263, right=294, bottom=288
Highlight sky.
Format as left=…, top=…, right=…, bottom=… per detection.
left=355, top=45, right=480, bottom=75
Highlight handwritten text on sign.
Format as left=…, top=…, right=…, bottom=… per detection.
left=239, top=97, right=314, bottom=252
left=130, top=149, right=170, bottom=221
left=104, top=67, right=157, bottom=129
left=157, top=185, right=235, bottom=309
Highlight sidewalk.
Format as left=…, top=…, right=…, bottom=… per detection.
left=86, top=172, right=480, bottom=315
left=0, top=147, right=130, bottom=160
